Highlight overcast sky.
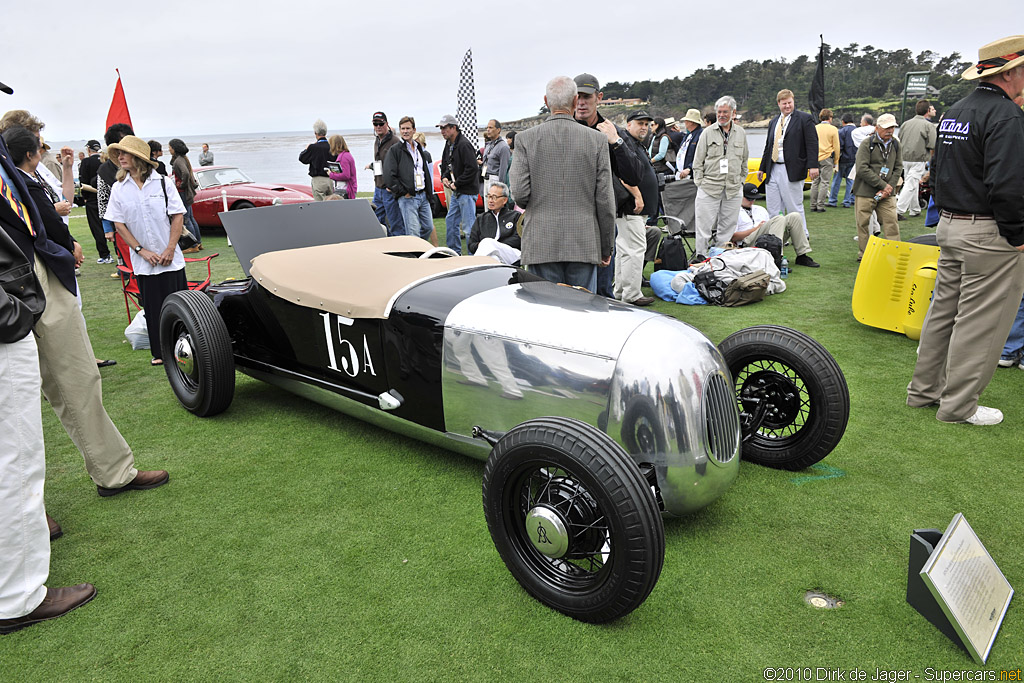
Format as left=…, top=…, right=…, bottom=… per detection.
left=1, top=1, right=1004, bottom=141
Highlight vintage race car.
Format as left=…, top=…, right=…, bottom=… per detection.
left=190, top=165, right=315, bottom=229
left=157, top=200, right=850, bottom=623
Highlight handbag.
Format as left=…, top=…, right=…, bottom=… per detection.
left=161, top=177, right=198, bottom=250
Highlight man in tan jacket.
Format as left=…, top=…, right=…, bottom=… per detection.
left=810, top=109, right=840, bottom=212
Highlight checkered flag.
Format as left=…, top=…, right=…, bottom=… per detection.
left=457, top=49, right=479, bottom=144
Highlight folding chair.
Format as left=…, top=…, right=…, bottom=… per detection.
left=114, top=233, right=219, bottom=321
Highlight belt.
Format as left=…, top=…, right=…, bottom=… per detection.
left=940, top=210, right=994, bottom=221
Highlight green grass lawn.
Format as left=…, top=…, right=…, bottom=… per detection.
left=3, top=202, right=1022, bottom=680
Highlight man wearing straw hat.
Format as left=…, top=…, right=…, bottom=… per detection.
left=907, top=35, right=1024, bottom=426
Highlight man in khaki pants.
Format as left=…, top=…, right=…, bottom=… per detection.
left=852, top=113, right=902, bottom=260
left=907, top=35, right=1024, bottom=425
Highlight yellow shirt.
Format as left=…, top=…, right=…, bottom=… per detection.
left=816, top=122, right=840, bottom=165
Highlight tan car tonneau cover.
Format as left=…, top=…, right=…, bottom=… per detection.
left=249, top=236, right=503, bottom=319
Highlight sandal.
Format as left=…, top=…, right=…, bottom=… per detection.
left=150, top=359, right=164, bottom=366
left=96, top=359, right=117, bottom=368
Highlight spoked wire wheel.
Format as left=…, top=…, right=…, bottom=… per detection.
left=483, top=417, right=663, bottom=623
left=718, top=325, right=849, bottom=470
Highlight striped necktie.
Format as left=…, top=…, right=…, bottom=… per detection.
left=771, top=115, right=787, bottom=163
left=0, top=170, right=34, bottom=235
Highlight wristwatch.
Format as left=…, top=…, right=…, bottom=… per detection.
left=613, top=137, right=624, bottom=148
left=134, top=245, right=142, bottom=254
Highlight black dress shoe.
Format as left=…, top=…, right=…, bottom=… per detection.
left=47, top=513, right=62, bottom=541
left=0, top=584, right=96, bottom=634
left=97, top=470, right=169, bottom=497
left=795, top=254, right=820, bottom=268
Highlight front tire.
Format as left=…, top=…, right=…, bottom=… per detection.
left=159, top=290, right=235, bottom=417
left=232, top=200, right=255, bottom=211
left=718, top=325, right=849, bottom=470
left=482, top=417, right=664, bottom=623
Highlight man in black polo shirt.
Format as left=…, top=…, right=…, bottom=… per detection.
left=77, top=140, right=109, bottom=263
left=298, top=118, right=333, bottom=201
left=907, top=35, right=1024, bottom=426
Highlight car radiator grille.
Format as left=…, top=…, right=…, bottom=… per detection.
left=703, top=373, right=740, bottom=464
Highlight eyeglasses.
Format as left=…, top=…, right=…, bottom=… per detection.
left=485, top=194, right=505, bottom=200
left=372, top=121, right=386, bottom=126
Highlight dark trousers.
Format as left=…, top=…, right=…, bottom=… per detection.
left=138, top=268, right=187, bottom=360
left=84, top=200, right=109, bottom=259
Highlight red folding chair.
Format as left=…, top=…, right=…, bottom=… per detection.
left=114, top=233, right=219, bottom=321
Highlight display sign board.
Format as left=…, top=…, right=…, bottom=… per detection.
left=907, top=73, right=930, bottom=94
left=919, top=513, right=1013, bottom=664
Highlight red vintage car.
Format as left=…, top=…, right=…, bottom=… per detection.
left=429, top=161, right=484, bottom=217
left=191, top=166, right=315, bottom=228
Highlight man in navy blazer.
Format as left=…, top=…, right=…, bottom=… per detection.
left=758, top=89, right=820, bottom=241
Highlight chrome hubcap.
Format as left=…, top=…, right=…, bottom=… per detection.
left=174, top=335, right=195, bottom=376
left=525, top=505, right=569, bottom=558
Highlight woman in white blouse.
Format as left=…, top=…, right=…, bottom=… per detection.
left=103, top=135, right=186, bottom=366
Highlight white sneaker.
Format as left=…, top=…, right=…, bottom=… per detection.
left=998, top=357, right=1017, bottom=368
left=941, top=406, right=1003, bottom=425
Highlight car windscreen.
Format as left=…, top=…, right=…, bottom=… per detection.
left=197, top=167, right=252, bottom=189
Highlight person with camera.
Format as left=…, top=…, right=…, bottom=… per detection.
left=852, top=114, right=903, bottom=261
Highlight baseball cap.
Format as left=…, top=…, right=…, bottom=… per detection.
left=436, top=114, right=458, bottom=128
left=877, top=113, right=898, bottom=128
left=372, top=112, right=387, bottom=124
left=627, top=110, right=654, bottom=123
left=742, top=183, right=760, bottom=200
left=574, top=73, right=600, bottom=94
left=86, top=139, right=102, bottom=151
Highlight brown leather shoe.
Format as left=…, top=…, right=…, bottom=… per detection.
left=0, top=583, right=96, bottom=634
left=97, top=470, right=169, bottom=497
left=46, top=513, right=62, bottom=541
left=628, top=296, right=656, bottom=307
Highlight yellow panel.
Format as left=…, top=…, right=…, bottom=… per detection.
left=851, top=236, right=940, bottom=337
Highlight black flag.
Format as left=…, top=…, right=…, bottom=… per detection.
left=808, top=35, right=825, bottom=122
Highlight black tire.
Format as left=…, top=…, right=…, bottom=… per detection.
left=620, top=395, right=667, bottom=456
left=232, top=201, right=255, bottom=211
left=482, top=417, right=664, bottom=623
left=159, top=290, right=235, bottom=417
left=718, top=325, right=849, bottom=470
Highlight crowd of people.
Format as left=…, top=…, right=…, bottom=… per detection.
left=2, top=33, right=1024, bottom=634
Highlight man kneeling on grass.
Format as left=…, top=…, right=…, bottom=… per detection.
left=731, top=183, right=819, bottom=267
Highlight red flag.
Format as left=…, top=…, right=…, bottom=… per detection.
left=105, top=69, right=133, bottom=132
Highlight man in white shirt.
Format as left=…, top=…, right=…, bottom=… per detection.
left=731, top=183, right=818, bottom=267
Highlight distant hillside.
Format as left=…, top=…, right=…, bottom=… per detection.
left=508, top=44, right=972, bottom=129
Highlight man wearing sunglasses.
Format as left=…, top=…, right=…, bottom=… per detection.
left=366, top=112, right=406, bottom=236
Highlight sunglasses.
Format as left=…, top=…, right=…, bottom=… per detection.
left=373, top=121, right=386, bottom=126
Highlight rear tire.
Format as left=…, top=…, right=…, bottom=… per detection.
left=482, top=417, right=664, bottom=622
left=159, top=290, right=235, bottom=417
left=232, top=201, right=255, bottom=211
left=718, top=325, right=849, bottom=470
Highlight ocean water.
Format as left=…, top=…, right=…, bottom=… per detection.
left=58, top=129, right=458, bottom=193
left=57, top=127, right=769, bottom=190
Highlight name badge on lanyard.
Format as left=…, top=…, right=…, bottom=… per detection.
left=373, top=160, right=383, bottom=176
left=414, top=171, right=425, bottom=191
left=719, top=158, right=729, bottom=175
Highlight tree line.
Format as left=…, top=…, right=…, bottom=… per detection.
left=600, top=43, right=974, bottom=121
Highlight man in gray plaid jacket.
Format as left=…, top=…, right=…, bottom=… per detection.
left=509, top=76, right=615, bottom=292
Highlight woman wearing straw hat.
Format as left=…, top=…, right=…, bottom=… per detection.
left=103, top=135, right=187, bottom=366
